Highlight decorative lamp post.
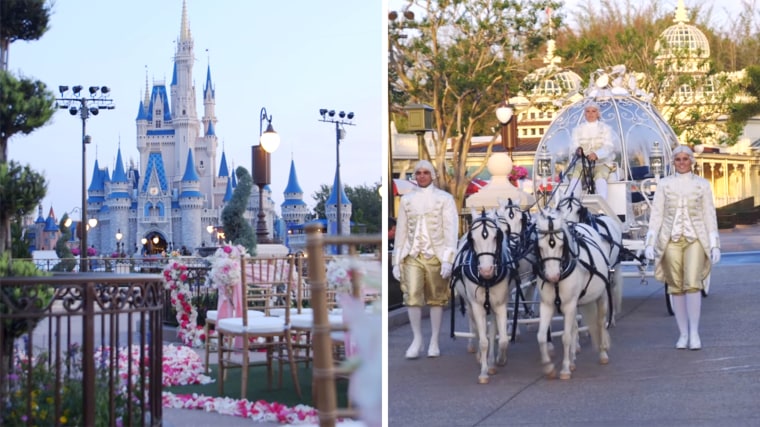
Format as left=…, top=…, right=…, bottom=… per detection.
left=253, top=107, right=281, bottom=244
left=56, top=85, right=114, bottom=272
left=319, top=108, right=356, bottom=254
left=650, top=141, right=664, bottom=178
left=403, top=103, right=434, bottom=160
left=496, top=88, right=518, bottom=160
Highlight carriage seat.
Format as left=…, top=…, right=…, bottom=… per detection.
left=630, top=166, right=653, bottom=181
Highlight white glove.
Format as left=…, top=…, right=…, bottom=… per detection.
left=440, top=262, right=453, bottom=279
left=392, top=265, right=401, bottom=281
left=644, top=246, right=655, bottom=260
left=711, top=247, right=721, bottom=264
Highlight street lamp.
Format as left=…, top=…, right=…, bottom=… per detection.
left=115, top=228, right=123, bottom=255
left=56, top=85, right=114, bottom=272
left=403, top=103, right=434, bottom=160
left=496, top=87, right=518, bottom=160
left=319, top=108, right=356, bottom=253
left=252, top=107, right=281, bottom=244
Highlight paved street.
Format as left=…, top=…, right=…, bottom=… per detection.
left=388, top=225, right=760, bottom=427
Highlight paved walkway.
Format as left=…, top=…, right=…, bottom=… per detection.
left=388, top=224, right=760, bottom=426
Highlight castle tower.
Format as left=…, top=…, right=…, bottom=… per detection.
left=170, top=0, right=201, bottom=180
left=107, top=147, right=132, bottom=253
left=325, top=168, right=352, bottom=237
left=281, top=159, right=309, bottom=227
left=179, top=149, right=204, bottom=249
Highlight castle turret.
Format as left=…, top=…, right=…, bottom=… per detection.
left=281, top=159, right=309, bottom=226
left=325, top=168, right=351, bottom=237
left=179, top=149, right=204, bottom=249
left=107, top=147, right=132, bottom=252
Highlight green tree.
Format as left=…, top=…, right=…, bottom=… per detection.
left=0, top=2, right=54, bottom=256
left=221, top=166, right=256, bottom=253
left=0, top=161, right=47, bottom=255
left=345, top=183, right=382, bottom=234
left=52, top=214, right=76, bottom=272
left=311, top=183, right=382, bottom=233
left=0, top=0, right=51, bottom=70
left=0, top=70, right=55, bottom=164
left=389, top=0, right=562, bottom=211
left=311, top=184, right=331, bottom=221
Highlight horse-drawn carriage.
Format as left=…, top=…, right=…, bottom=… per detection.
left=451, top=68, right=681, bottom=381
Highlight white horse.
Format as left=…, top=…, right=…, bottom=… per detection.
left=495, top=198, right=538, bottom=339
left=451, top=208, right=513, bottom=384
left=534, top=209, right=611, bottom=380
left=556, top=194, right=623, bottom=326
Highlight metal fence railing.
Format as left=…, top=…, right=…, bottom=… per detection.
left=1, top=273, right=164, bottom=426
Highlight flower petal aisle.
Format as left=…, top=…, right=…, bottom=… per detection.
left=161, top=344, right=320, bottom=424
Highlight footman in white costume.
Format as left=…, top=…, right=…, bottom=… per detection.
left=393, top=160, right=459, bottom=359
left=645, top=146, right=720, bottom=350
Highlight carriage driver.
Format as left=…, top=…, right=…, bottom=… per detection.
left=569, top=101, right=617, bottom=199
left=645, top=145, right=720, bottom=350
left=393, top=160, right=459, bottom=359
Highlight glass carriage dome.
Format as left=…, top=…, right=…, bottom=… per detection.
left=532, top=66, right=678, bottom=186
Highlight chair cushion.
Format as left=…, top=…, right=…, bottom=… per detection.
left=290, top=313, right=344, bottom=329
left=268, top=307, right=314, bottom=317
left=217, top=316, right=288, bottom=334
left=206, top=309, right=265, bottom=322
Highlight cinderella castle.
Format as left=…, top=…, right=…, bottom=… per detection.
left=27, top=1, right=351, bottom=256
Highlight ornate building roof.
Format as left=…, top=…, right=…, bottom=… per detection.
left=654, top=0, right=710, bottom=74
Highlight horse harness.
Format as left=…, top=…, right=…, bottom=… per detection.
left=535, top=215, right=611, bottom=315
left=450, top=215, right=510, bottom=317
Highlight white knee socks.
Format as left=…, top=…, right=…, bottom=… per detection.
left=686, top=292, right=702, bottom=350
left=428, top=306, right=443, bottom=357
left=406, top=307, right=423, bottom=359
left=672, top=294, right=688, bottom=349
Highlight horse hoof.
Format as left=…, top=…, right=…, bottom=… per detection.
left=559, top=372, right=571, bottom=380
left=570, top=363, right=576, bottom=371
left=488, top=367, right=497, bottom=375
left=478, top=376, right=489, bottom=384
left=467, top=345, right=477, bottom=354
left=600, top=356, right=609, bottom=365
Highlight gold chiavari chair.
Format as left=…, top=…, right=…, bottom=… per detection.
left=306, top=224, right=382, bottom=426
left=216, top=255, right=302, bottom=399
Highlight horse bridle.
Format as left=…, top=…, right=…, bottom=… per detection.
left=498, top=203, right=534, bottom=264
left=535, top=215, right=578, bottom=284
left=466, top=216, right=504, bottom=272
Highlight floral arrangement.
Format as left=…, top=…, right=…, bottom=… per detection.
left=5, top=340, right=323, bottom=425
left=160, top=343, right=320, bottom=423
left=163, top=261, right=206, bottom=347
left=207, top=244, right=248, bottom=310
left=3, top=343, right=144, bottom=426
left=70, top=247, right=97, bottom=257
left=326, top=257, right=365, bottom=294
left=509, top=165, right=529, bottom=187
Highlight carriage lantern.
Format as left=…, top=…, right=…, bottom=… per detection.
left=536, top=144, right=554, bottom=180
left=650, top=141, right=664, bottom=178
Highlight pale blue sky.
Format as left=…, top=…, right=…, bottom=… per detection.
left=8, top=0, right=384, bottom=219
